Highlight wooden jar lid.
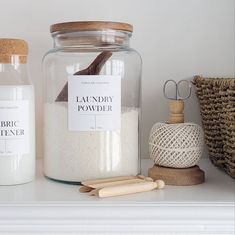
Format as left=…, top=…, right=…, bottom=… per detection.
left=50, top=21, right=133, bottom=34
left=0, top=38, right=28, bottom=64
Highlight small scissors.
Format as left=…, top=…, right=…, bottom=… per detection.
left=163, top=79, right=192, bottom=100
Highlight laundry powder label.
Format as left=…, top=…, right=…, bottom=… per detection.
left=68, top=75, right=121, bottom=131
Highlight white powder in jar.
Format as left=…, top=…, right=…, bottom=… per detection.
left=44, top=102, right=139, bottom=182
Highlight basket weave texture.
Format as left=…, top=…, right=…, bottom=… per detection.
left=193, top=76, right=235, bottom=178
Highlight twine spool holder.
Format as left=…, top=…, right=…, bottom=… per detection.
left=148, top=99, right=205, bottom=186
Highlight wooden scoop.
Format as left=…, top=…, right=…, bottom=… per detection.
left=55, top=51, right=112, bottom=102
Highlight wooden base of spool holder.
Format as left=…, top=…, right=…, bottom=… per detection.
left=148, top=165, right=205, bottom=186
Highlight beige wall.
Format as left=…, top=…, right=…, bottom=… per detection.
left=0, top=0, right=234, bottom=158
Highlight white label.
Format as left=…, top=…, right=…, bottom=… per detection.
left=0, top=100, right=30, bottom=155
left=68, top=75, right=121, bottom=131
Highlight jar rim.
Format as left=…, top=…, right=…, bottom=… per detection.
left=50, top=21, right=133, bottom=34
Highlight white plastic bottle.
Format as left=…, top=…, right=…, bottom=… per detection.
left=0, top=39, right=35, bottom=185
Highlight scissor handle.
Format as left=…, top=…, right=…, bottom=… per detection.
left=163, top=79, right=177, bottom=100
left=163, top=79, right=192, bottom=100
left=177, top=79, right=192, bottom=100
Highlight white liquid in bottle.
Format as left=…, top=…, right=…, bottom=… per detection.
left=0, top=38, right=35, bottom=185
left=0, top=86, right=35, bottom=185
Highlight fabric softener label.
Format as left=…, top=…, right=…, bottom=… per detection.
left=0, top=100, right=30, bottom=155
left=68, top=75, right=121, bottom=131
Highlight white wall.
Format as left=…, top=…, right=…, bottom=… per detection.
left=0, top=0, right=234, bottom=158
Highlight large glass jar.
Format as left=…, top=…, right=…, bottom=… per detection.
left=0, top=39, right=35, bottom=185
left=43, top=21, right=142, bottom=183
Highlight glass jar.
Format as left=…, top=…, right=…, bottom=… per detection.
left=0, top=38, right=35, bottom=185
left=43, top=21, right=142, bottom=183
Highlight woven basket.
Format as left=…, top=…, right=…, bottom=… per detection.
left=193, top=75, right=235, bottom=178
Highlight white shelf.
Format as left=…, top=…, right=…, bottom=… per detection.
left=0, top=158, right=234, bottom=235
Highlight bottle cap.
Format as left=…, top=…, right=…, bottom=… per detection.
left=0, top=38, right=28, bottom=64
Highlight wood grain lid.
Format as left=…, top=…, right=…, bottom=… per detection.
left=50, top=21, right=133, bottom=34
left=0, top=38, right=28, bottom=64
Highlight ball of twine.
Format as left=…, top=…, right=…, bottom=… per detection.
left=149, top=122, right=204, bottom=168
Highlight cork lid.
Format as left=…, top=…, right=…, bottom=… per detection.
left=0, top=38, right=28, bottom=64
left=50, top=21, right=133, bottom=34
